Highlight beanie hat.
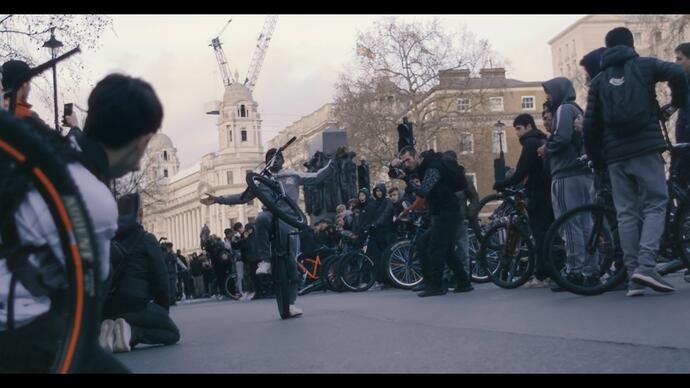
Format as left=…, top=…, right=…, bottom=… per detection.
left=1, top=60, right=31, bottom=90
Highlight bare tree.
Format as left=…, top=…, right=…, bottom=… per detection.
left=113, top=151, right=167, bottom=206
left=0, top=14, right=113, bottom=111
left=334, top=17, right=504, bottom=180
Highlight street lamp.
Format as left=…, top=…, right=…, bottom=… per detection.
left=493, top=119, right=507, bottom=181
left=43, top=27, right=63, bottom=134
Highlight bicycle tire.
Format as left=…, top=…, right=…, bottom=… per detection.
left=385, top=240, right=423, bottom=289
left=271, top=255, right=291, bottom=319
left=467, top=220, right=491, bottom=283
left=325, top=255, right=347, bottom=292
left=480, top=221, right=535, bottom=289
left=673, top=203, right=690, bottom=269
left=245, top=172, right=308, bottom=231
left=542, top=204, right=626, bottom=295
left=477, top=193, right=513, bottom=229
left=338, top=251, right=375, bottom=292
left=223, top=275, right=242, bottom=300
left=0, top=112, right=99, bottom=373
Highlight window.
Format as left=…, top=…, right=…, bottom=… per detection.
left=163, top=150, right=168, bottom=161
left=654, top=31, right=662, bottom=43
left=465, top=172, right=476, bottom=187
left=227, top=171, right=233, bottom=184
left=489, top=97, right=504, bottom=112
left=565, top=43, right=569, bottom=58
left=634, top=32, right=642, bottom=43
left=241, top=129, right=247, bottom=142
left=248, top=217, right=256, bottom=224
left=240, top=104, right=246, bottom=117
left=163, top=169, right=168, bottom=178
left=521, top=96, right=535, bottom=110
left=492, top=130, right=508, bottom=154
left=459, top=132, right=474, bottom=154
left=457, top=97, right=471, bottom=112
left=227, top=126, right=232, bottom=142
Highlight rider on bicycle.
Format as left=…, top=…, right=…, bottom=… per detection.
left=200, top=148, right=335, bottom=318
left=0, top=73, right=164, bottom=372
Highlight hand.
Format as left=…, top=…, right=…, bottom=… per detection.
left=62, top=111, right=79, bottom=128
left=574, top=115, right=583, bottom=132
left=537, top=145, right=546, bottom=158
left=200, top=194, right=217, bottom=206
left=391, top=158, right=402, bottom=168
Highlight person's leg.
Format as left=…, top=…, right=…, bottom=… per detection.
left=235, top=260, right=244, bottom=294
left=454, top=215, right=470, bottom=275
left=632, top=153, right=669, bottom=271
left=278, top=221, right=301, bottom=305
left=528, top=191, right=554, bottom=280
left=428, top=213, right=457, bottom=290
left=551, top=176, right=589, bottom=276
left=255, top=211, right=273, bottom=262
left=608, top=160, right=643, bottom=278
left=442, top=211, right=469, bottom=287
left=415, top=228, right=432, bottom=287
left=120, top=303, right=181, bottom=348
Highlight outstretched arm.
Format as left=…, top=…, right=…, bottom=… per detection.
left=298, top=159, right=335, bottom=186
left=201, top=188, right=256, bottom=206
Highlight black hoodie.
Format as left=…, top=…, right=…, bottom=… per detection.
left=370, top=182, right=394, bottom=234
left=494, top=128, right=549, bottom=194
left=583, top=45, right=688, bottom=167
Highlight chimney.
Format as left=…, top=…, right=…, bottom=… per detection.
left=479, top=68, right=506, bottom=79
left=438, top=68, right=471, bottom=88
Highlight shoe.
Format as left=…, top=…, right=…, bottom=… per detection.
left=626, top=282, right=646, bottom=297
left=256, top=262, right=272, bottom=275
left=631, top=269, right=675, bottom=293
left=288, top=304, right=303, bottom=318
left=411, top=282, right=426, bottom=292
left=113, top=318, right=132, bottom=353
left=418, top=288, right=447, bottom=297
left=369, top=282, right=385, bottom=291
left=657, top=259, right=684, bottom=275
left=453, top=282, right=474, bottom=293
left=98, top=319, right=115, bottom=352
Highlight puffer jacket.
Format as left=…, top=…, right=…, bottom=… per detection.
left=583, top=45, right=688, bottom=167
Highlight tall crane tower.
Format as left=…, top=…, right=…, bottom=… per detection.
left=243, top=15, right=278, bottom=91
left=205, top=15, right=278, bottom=115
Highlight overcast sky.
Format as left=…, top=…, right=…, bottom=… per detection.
left=31, top=14, right=587, bottom=169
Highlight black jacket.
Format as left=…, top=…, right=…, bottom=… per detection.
left=495, top=128, right=549, bottom=194
left=111, top=224, right=170, bottom=310
left=583, top=45, right=689, bottom=167
left=677, top=80, right=690, bottom=143
left=370, top=183, right=395, bottom=234
left=416, top=152, right=461, bottom=215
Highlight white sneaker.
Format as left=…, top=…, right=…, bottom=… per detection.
left=288, top=304, right=303, bottom=317
left=113, top=318, right=132, bottom=353
left=98, top=319, right=115, bottom=352
left=256, top=262, right=272, bottom=275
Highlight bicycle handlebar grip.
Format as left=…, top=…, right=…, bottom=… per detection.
left=279, top=136, right=297, bottom=152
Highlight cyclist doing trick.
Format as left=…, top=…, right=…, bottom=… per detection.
left=200, top=148, right=334, bottom=318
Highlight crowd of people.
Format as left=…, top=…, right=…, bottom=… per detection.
left=0, top=24, right=689, bottom=373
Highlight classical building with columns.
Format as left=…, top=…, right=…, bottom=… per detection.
left=141, top=83, right=265, bottom=255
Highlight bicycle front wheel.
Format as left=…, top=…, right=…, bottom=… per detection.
left=480, top=221, right=535, bottom=289
left=385, top=240, right=423, bottom=289
left=339, top=252, right=376, bottom=292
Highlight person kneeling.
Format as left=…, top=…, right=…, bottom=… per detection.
left=100, top=193, right=180, bottom=353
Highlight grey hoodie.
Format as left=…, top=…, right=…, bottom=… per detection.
left=542, top=77, right=589, bottom=179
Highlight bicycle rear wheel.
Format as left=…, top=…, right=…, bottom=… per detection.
left=468, top=221, right=490, bottom=283
left=543, top=204, right=626, bottom=295
left=385, top=240, right=423, bottom=289
left=271, top=255, right=291, bottom=319
left=245, top=172, right=308, bottom=231
left=0, top=112, right=99, bottom=373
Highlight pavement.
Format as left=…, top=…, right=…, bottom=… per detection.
left=116, top=273, right=690, bottom=373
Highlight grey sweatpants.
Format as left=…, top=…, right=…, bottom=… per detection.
left=255, top=210, right=300, bottom=304
left=607, top=152, right=669, bottom=276
left=551, top=174, right=597, bottom=277
left=455, top=217, right=470, bottom=274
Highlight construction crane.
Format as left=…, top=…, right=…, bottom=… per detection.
left=210, top=18, right=236, bottom=86
left=243, top=15, right=278, bottom=91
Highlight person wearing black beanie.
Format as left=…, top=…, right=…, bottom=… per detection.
left=605, top=27, right=634, bottom=48
left=579, top=47, right=607, bottom=81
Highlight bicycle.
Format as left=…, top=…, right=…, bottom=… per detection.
left=542, top=115, right=690, bottom=295
left=296, top=246, right=337, bottom=295
left=244, top=136, right=309, bottom=319
left=338, top=233, right=376, bottom=292
left=478, top=188, right=536, bottom=289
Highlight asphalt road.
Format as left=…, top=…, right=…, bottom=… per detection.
left=116, top=273, right=690, bottom=373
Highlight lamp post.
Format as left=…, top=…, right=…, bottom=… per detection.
left=43, top=27, right=63, bottom=134
left=493, top=119, right=507, bottom=181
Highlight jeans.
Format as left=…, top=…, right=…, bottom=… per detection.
left=111, top=302, right=180, bottom=348
left=255, top=210, right=300, bottom=304
left=417, top=210, right=469, bottom=289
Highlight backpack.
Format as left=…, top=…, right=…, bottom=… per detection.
left=439, top=153, right=468, bottom=193
left=599, top=58, right=653, bottom=136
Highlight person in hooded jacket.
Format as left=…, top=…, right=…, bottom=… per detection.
left=494, top=114, right=554, bottom=285
left=583, top=27, right=688, bottom=296
left=367, top=182, right=396, bottom=286
left=537, top=76, right=598, bottom=288
left=352, top=187, right=376, bottom=241
left=100, top=193, right=180, bottom=354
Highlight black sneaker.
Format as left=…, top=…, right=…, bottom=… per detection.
left=418, top=288, right=447, bottom=297
left=411, top=282, right=427, bottom=292
left=453, top=283, right=474, bottom=293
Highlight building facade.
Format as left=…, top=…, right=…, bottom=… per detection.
left=141, top=83, right=265, bottom=255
